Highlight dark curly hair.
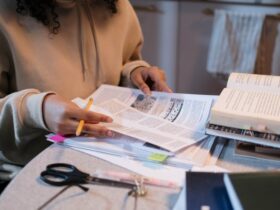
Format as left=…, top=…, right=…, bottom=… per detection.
left=16, top=0, right=118, bottom=34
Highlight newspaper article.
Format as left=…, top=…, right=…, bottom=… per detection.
left=90, top=85, right=215, bottom=131
left=73, top=85, right=215, bottom=152
left=74, top=98, right=208, bottom=152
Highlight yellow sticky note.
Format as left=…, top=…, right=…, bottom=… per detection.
left=148, top=153, right=168, bottom=163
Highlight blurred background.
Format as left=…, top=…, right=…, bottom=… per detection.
left=131, top=0, right=280, bottom=94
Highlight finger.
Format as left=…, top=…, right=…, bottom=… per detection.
left=147, top=67, right=165, bottom=82
left=83, top=123, right=114, bottom=137
left=131, top=70, right=151, bottom=95
left=56, top=119, right=115, bottom=137
left=156, top=81, right=173, bottom=93
left=71, top=107, right=113, bottom=123
left=85, top=111, right=113, bottom=123
left=147, top=68, right=172, bottom=93
left=51, top=118, right=79, bottom=135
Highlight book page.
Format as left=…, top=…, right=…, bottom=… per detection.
left=89, top=85, right=214, bottom=132
left=227, top=73, right=280, bottom=92
left=210, top=88, right=280, bottom=134
left=213, top=88, right=280, bottom=118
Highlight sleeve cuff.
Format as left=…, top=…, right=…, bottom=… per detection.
left=24, top=91, right=55, bottom=130
left=121, top=60, right=150, bottom=86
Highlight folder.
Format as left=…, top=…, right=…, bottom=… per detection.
left=186, top=172, right=233, bottom=210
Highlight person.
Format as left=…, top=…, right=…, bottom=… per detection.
left=0, top=0, right=172, bottom=165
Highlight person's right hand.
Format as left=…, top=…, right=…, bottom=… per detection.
left=42, top=94, right=114, bottom=137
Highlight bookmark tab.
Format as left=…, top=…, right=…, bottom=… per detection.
left=148, top=153, right=168, bottom=163
left=49, top=134, right=66, bottom=143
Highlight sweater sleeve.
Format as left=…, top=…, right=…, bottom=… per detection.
left=0, top=35, right=51, bottom=164
left=120, top=1, right=151, bottom=87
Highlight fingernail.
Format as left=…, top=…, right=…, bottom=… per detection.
left=107, top=130, right=114, bottom=137
left=106, top=117, right=113, bottom=123
left=144, top=88, right=151, bottom=96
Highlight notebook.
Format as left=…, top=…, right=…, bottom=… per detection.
left=224, top=172, right=280, bottom=210
left=186, top=172, right=233, bottom=210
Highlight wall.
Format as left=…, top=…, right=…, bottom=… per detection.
left=131, top=0, right=280, bottom=94
left=131, top=0, right=179, bottom=91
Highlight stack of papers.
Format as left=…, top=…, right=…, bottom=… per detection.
left=47, top=134, right=221, bottom=170
left=47, top=85, right=225, bottom=187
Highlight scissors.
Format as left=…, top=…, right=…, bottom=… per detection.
left=40, top=163, right=139, bottom=191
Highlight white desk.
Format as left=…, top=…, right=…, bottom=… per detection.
left=0, top=144, right=179, bottom=210
left=0, top=140, right=279, bottom=209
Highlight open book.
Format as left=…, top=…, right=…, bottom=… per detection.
left=206, top=73, right=280, bottom=148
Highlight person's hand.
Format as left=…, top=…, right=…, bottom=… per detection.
left=42, top=94, right=114, bottom=137
left=130, top=66, right=173, bottom=95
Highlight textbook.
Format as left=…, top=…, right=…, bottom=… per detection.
left=224, top=172, right=280, bottom=210
left=206, top=73, right=280, bottom=148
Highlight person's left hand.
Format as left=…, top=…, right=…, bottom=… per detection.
left=130, top=66, right=173, bottom=95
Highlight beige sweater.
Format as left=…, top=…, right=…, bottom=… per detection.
left=0, top=0, right=149, bottom=164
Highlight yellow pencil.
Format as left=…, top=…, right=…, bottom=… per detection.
left=76, top=98, right=94, bottom=136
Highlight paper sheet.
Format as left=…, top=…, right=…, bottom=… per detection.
left=73, top=147, right=187, bottom=186
left=89, top=85, right=215, bottom=131
left=48, top=134, right=217, bottom=170
left=74, top=98, right=208, bottom=152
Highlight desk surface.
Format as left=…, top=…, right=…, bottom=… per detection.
left=0, top=144, right=179, bottom=210
left=0, top=140, right=280, bottom=210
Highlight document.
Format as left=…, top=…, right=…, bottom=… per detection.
left=89, top=85, right=214, bottom=131
left=74, top=85, right=215, bottom=152
left=47, top=85, right=225, bottom=189
left=48, top=134, right=219, bottom=170
left=74, top=98, right=207, bottom=152
left=69, top=135, right=225, bottom=187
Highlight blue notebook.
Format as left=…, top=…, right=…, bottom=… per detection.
left=186, top=172, right=233, bottom=210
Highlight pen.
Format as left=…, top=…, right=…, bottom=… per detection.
left=93, top=170, right=179, bottom=189
left=76, top=98, right=94, bottom=136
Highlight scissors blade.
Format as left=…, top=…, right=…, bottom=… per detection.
left=88, top=177, right=136, bottom=189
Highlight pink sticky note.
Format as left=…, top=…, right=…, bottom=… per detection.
left=49, top=135, right=66, bottom=143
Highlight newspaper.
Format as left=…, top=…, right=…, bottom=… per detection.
left=74, top=90, right=213, bottom=152
left=74, top=98, right=206, bottom=152
left=47, top=85, right=224, bottom=186
left=89, top=85, right=215, bottom=131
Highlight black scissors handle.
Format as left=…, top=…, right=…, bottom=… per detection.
left=40, top=163, right=137, bottom=190
left=40, top=163, right=89, bottom=186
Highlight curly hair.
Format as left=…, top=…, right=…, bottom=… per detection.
left=16, top=0, right=118, bottom=34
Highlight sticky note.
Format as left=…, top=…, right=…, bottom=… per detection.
left=49, top=134, right=66, bottom=143
left=148, top=153, right=168, bottom=163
